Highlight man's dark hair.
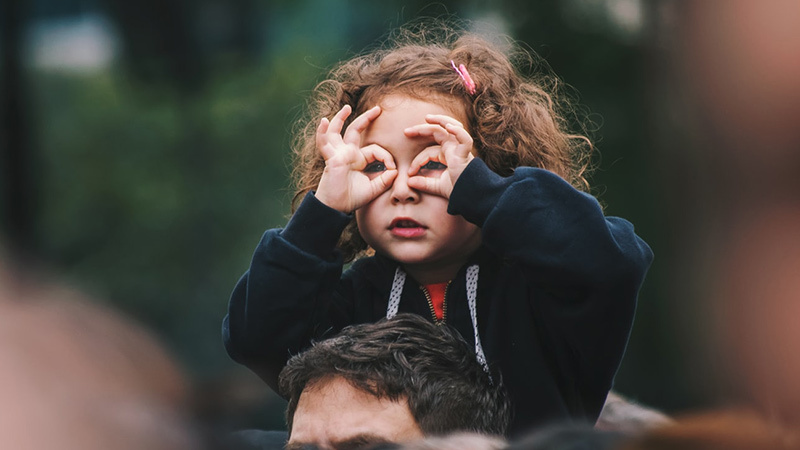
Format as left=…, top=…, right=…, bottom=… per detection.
left=279, top=314, right=510, bottom=437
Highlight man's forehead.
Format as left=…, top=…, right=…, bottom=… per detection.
left=289, top=376, right=423, bottom=448
left=285, top=433, right=391, bottom=450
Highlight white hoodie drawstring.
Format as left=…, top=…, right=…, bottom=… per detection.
left=386, top=267, right=406, bottom=319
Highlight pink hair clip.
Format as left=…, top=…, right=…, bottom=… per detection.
left=451, top=60, right=477, bottom=95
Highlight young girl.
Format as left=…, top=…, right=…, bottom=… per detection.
left=223, top=24, right=652, bottom=436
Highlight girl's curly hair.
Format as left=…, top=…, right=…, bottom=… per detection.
left=291, top=21, right=595, bottom=262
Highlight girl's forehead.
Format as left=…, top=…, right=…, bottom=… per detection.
left=360, top=95, right=458, bottom=155
left=373, top=93, right=468, bottom=125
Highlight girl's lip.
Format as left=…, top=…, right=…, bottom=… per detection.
left=390, top=227, right=426, bottom=238
left=389, top=217, right=426, bottom=238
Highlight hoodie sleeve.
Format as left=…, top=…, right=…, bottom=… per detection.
left=449, top=158, right=653, bottom=419
left=222, top=192, right=355, bottom=393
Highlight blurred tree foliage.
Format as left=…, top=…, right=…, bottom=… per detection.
left=4, top=0, right=700, bottom=430
left=33, top=48, right=321, bottom=372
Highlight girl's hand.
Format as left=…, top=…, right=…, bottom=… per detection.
left=404, top=114, right=475, bottom=199
left=315, top=105, right=398, bottom=213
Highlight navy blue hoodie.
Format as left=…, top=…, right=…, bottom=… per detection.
left=223, top=158, right=653, bottom=436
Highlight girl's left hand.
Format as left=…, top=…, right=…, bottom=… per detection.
left=403, top=114, right=475, bottom=199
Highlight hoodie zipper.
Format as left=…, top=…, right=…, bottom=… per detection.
left=420, top=281, right=451, bottom=325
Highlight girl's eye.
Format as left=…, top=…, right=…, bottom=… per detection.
left=421, top=160, right=447, bottom=171
left=363, top=161, right=386, bottom=173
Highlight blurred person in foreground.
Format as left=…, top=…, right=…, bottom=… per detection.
left=497, top=392, right=671, bottom=450
left=673, top=0, right=800, bottom=424
left=505, top=423, right=625, bottom=450
left=619, top=410, right=800, bottom=450
left=277, top=314, right=510, bottom=449
left=0, top=261, right=200, bottom=450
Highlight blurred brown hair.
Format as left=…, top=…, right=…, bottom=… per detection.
left=291, top=20, right=594, bottom=262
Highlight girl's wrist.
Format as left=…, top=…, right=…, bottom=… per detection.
left=314, top=190, right=347, bottom=213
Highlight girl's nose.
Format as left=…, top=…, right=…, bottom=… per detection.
left=390, top=172, right=419, bottom=204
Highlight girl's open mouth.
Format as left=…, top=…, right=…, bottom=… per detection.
left=389, top=218, right=426, bottom=238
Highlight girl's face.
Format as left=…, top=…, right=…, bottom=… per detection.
left=355, top=95, right=481, bottom=284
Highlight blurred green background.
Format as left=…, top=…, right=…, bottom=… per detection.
left=2, top=0, right=712, bottom=431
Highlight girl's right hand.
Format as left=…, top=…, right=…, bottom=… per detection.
left=315, top=105, right=398, bottom=213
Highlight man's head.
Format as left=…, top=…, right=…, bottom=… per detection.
left=279, top=314, right=510, bottom=449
